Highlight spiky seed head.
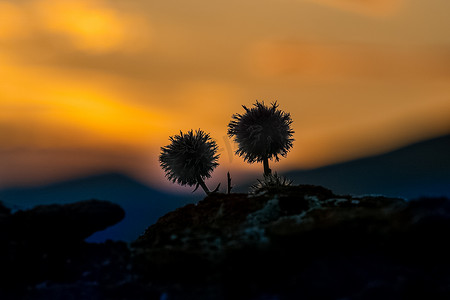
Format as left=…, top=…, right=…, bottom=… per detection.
left=250, top=173, right=293, bottom=194
left=227, top=101, right=294, bottom=163
left=159, top=129, right=219, bottom=186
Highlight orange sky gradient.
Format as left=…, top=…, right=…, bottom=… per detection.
left=1, top=0, right=449, bottom=193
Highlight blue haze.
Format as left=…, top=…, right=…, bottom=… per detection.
left=0, top=134, right=448, bottom=243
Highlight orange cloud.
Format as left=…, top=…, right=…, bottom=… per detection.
left=0, top=0, right=151, bottom=54
left=34, top=0, right=129, bottom=53
left=0, top=54, right=175, bottom=149
left=0, top=1, right=29, bottom=39
left=247, top=41, right=450, bottom=81
left=303, top=0, right=404, bottom=16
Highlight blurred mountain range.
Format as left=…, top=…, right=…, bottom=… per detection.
left=0, top=173, right=201, bottom=243
left=0, top=134, right=448, bottom=243
left=283, top=134, right=450, bottom=199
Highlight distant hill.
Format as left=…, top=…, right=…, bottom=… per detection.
left=1, top=135, right=448, bottom=242
left=0, top=173, right=201, bottom=243
left=284, top=134, right=450, bottom=199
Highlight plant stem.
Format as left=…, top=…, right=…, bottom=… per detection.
left=197, top=176, right=211, bottom=195
left=227, top=172, right=232, bottom=194
left=263, top=157, right=272, bottom=176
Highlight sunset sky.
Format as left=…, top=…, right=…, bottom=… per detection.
left=1, top=0, right=449, bottom=192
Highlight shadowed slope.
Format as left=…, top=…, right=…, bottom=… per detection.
left=284, top=134, right=450, bottom=199
left=0, top=173, right=199, bottom=242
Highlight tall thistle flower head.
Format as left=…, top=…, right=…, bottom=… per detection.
left=228, top=101, right=294, bottom=163
left=160, top=129, right=219, bottom=187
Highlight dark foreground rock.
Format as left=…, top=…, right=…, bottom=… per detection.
left=5, top=199, right=125, bottom=242
left=133, top=185, right=450, bottom=299
left=2, top=186, right=450, bottom=299
left=0, top=200, right=127, bottom=293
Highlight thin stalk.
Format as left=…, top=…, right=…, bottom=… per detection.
left=227, top=172, right=232, bottom=194
left=263, top=157, right=272, bottom=176
left=196, top=176, right=211, bottom=195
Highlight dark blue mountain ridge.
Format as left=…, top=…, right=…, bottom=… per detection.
left=0, top=134, right=448, bottom=243
left=0, top=173, right=201, bottom=243
left=283, top=133, right=450, bottom=199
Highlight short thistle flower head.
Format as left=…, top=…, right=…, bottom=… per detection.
left=159, top=129, right=219, bottom=187
left=227, top=101, right=294, bottom=163
left=250, top=173, right=293, bottom=194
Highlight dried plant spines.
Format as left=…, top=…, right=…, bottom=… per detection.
left=159, top=129, right=219, bottom=194
left=227, top=101, right=294, bottom=175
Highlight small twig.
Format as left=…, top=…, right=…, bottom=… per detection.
left=227, top=172, right=232, bottom=194
left=212, top=183, right=221, bottom=193
left=196, top=176, right=211, bottom=195
left=192, top=182, right=201, bottom=193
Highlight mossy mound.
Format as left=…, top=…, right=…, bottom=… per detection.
left=133, top=186, right=450, bottom=299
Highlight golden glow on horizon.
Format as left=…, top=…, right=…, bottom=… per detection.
left=0, top=0, right=449, bottom=191
left=0, top=62, right=174, bottom=148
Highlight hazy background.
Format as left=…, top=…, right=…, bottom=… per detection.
left=1, top=0, right=449, bottom=194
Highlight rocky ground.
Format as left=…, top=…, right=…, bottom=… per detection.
left=1, top=185, right=450, bottom=299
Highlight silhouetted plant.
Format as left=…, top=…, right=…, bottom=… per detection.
left=160, top=129, right=220, bottom=195
left=250, top=173, right=293, bottom=194
left=228, top=101, right=294, bottom=176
